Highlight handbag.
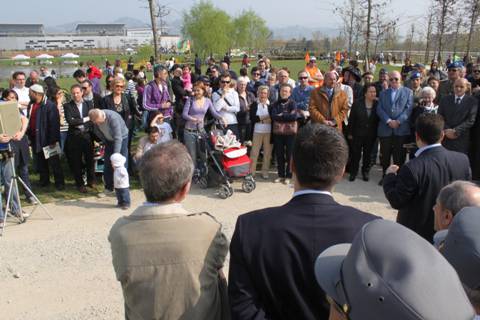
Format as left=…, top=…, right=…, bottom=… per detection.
left=273, top=121, right=298, bottom=135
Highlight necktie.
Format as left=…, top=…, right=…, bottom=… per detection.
left=456, top=97, right=461, bottom=105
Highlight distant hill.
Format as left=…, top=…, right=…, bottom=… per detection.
left=271, top=25, right=341, bottom=40
left=112, top=17, right=149, bottom=29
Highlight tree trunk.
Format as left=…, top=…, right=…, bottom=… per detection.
left=348, top=5, right=354, bottom=58
left=424, top=13, right=433, bottom=63
left=466, top=1, right=480, bottom=61
left=452, top=19, right=461, bottom=58
left=436, top=1, right=449, bottom=64
left=365, top=0, right=372, bottom=71
left=148, top=0, right=159, bottom=63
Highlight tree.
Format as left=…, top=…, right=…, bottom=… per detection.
left=147, top=0, right=159, bottom=62
left=232, top=10, right=271, bottom=53
left=334, top=0, right=360, bottom=57
left=433, top=0, right=458, bottom=62
left=424, top=9, right=435, bottom=63
left=464, top=0, right=480, bottom=61
left=181, top=1, right=233, bottom=57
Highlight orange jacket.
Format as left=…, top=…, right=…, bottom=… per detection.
left=308, top=86, right=349, bottom=132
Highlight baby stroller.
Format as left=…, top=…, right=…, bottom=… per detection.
left=193, top=127, right=256, bottom=199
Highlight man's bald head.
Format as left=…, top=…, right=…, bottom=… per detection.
left=389, top=71, right=401, bottom=89
left=454, top=78, right=469, bottom=97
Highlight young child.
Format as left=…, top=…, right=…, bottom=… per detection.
left=181, top=65, right=193, bottom=92
left=110, top=153, right=130, bottom=210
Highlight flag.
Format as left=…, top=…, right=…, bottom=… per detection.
left=305, top=51, right=310, bottom=63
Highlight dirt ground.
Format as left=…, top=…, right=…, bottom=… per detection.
left=0, top=168, right=395, bottom=320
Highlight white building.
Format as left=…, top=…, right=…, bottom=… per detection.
left=0, top=24, right=180, bottom=51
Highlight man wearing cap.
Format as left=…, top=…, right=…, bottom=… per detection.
left=438, top=61, right=463, bottom=101
left=309, top=72, right=349, bottom=132
left=439, top=207, right=480, bottom=317
left=382, top=113, right=471, bottom=241
left=376, top=70, right=413, bottom=184
left=314, top=219, right=476, bottom=320
left=27, top=84, right=65, bottom=190
left=438, top=78, right=478, bottom=154
left=229, top=124, right=378, bottom=319
left=408, top=72, right=423, bottom=107
left=305, top=57, right=323, bottom=88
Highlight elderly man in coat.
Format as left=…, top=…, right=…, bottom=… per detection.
left=308, top=71, right=349, bottom=132
left=109, top=141, right=229, bottom=320
left=376, top=70, right=414, bottom=185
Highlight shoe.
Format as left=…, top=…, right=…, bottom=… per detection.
left=349, top=174, right=356, bottom=182
left=121, top=205, right=130, bottom=210
left=26, top=196, right=38, bottom=205
left=274, top=178, right=283, bottom=183
left=362, top=171, right=370, bottom=182
left=22, top=211, right=30, bottom=218
left=78, top=186, right=88, bottom=193
left=96, top=192, right=106, bottom=198
left=104, top=189, right=115, bottom=196
left=283, top=178, right=291, bottom=185
left=378, top=178, right=384, bottom=186
left=262, top=173, right=269, bottom=180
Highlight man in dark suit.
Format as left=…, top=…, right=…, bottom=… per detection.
left=383, top=113, right=471, bottom=242
left=64, top=84, right=95, bottom=193
left=438, top=78, right=478, bottom=155
left=228, top=124, right=379, bottom=320
left=81, top=79, right=103, bottom=109
left=376, top=70, right=414, bottom=185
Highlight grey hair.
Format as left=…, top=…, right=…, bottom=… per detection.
left=437, top=181, right=480, bottom=216
left=421, top=86, right=436, bottom=99
left=138, top=140, right=194, bottom=202
left=257, top=85, right=269, bottom=95
left=267, top=73, right=276, bottom=81
left=88, top=108, right=104, bottom=121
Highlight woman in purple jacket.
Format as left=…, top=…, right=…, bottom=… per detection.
left=183, top=81, right=225, bottom=168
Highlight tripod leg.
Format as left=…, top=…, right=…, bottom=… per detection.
left=17, top=177, right=53, bottom=220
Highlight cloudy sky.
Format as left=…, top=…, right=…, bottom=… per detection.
left=5, top=0, right=429, bottom=35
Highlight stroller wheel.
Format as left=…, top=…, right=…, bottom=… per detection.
left=218, top=185, right=231, bottom=199
left=242, top=179, right=256, bottom=193
left=228, top=185, right=234, bottom=196
left=198, top=176, right=208, bottom=189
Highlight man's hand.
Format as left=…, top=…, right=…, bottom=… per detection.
left=444, top=129, right=457, bottom=140
left=0, top=134, right=11, bottom=144
left=324, top=120, right=335, bottom=127
left=12, top=131, right=24, bottom=141
left=389, top=120, right=400, bottom=129
left=386, top=164, right=400, bottom=175
left=161, top=102, right=171, bottom=109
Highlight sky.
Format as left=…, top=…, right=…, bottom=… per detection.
left=3, top=0, right=430, bottom=36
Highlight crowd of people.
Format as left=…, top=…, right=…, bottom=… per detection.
left=2, top=52, right=480, bottom=318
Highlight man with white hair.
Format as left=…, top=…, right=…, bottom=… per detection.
left=89, top=108, right=129, bottom=194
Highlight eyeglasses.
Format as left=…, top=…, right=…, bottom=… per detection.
left=81, top=87, right=89, bottom=90
left=448, top=69, right=458, bottom=72
left=115, top=85, right=125, bottom=88
left=16, top=78, right=26, bottom=81
left=299, top=76, right=308, bottom=80
left=253, top=73, right=260, bottom=76
left=474, top=70, right=480, bottom=73
left=389, top=78, right=400, bottom=81
left=221, top=80, right=231, bottom=84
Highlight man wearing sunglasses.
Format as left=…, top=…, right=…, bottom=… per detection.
left=438, top=61, right=463, bottom=101
left=212, top=73, right=240, bottom=137
left=292, top=71, right=314, bottom=121
left=81, top=79, right=102, bottom=109
left=376, top=71, right=413, bottom=185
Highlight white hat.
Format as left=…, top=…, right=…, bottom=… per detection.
left=29, top=84, right=44, bottom=94
left=310, top=56, right=317, bottom=61
left=110, top=153, right=126, bottom=167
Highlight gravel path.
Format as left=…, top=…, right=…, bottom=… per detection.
left=0, top=168, right=395, bottom=320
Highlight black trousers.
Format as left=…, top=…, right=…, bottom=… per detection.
left=351, top=135, right=376, bottom=176
left=66, top=132, right=95, bottom=187
left=36, top=152, right=64, bottom=188
left=238, top=123, right=252, bottom=143
left=379, top=135, right=409, bottom=174
left=274, top=135, right=295, bottom=178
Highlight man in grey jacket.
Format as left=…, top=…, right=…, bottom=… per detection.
left=89, top=108, right=128, bottom=193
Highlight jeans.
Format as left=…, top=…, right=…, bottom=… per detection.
left=0, top=159, right=20, bottom=220
left=274, top=135, right=295, bottom=178
left=115, top=188, right=131, bottom=206
left=104, top=138, right=129, bottom=191
left=184, top=129, right=206, bottom=169
left=59, top=131, right=68, bottom=153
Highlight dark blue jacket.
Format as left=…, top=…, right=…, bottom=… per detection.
left=27, top=99, right=60, bottom=153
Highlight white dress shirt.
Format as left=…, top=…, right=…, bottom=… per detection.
left=414, top=143, right=442, bottom=158
left=293, top=189, right=333, bottom=198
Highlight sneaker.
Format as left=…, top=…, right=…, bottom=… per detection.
left=26, top=197, right=38, bottom=205
left=262, top=173, right=269, bottom=180
left=104, top=189, right=115, bottom=196
left=22, top=211, right=30, bottom=218
left=283, top=178, right=291, bottom=185
left=274, top=178, right=283, bottom=183
left=96, top=192, right=106, bottom=198
left=121, top=205, right=130, bottom=210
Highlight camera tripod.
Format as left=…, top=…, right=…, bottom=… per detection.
left=0, top=149, right=52, bottom=237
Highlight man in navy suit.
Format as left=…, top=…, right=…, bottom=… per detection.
left=376, top=70, right=414, bottom=185
left=383, top=113, right=471, bottom=242
left=228, top=124, right=379, bottom=320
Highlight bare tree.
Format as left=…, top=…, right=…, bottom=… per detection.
left=452, top=16, right=463, bottom=58
left=147, top=0, right=159, bottom=62
left=424, top=10, right=435, bottom=63
left=334, top=0, right=359, bottom=58
left=433, top=0, right=458, bottom=62
left=464, top=0, right=480, bottom=61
